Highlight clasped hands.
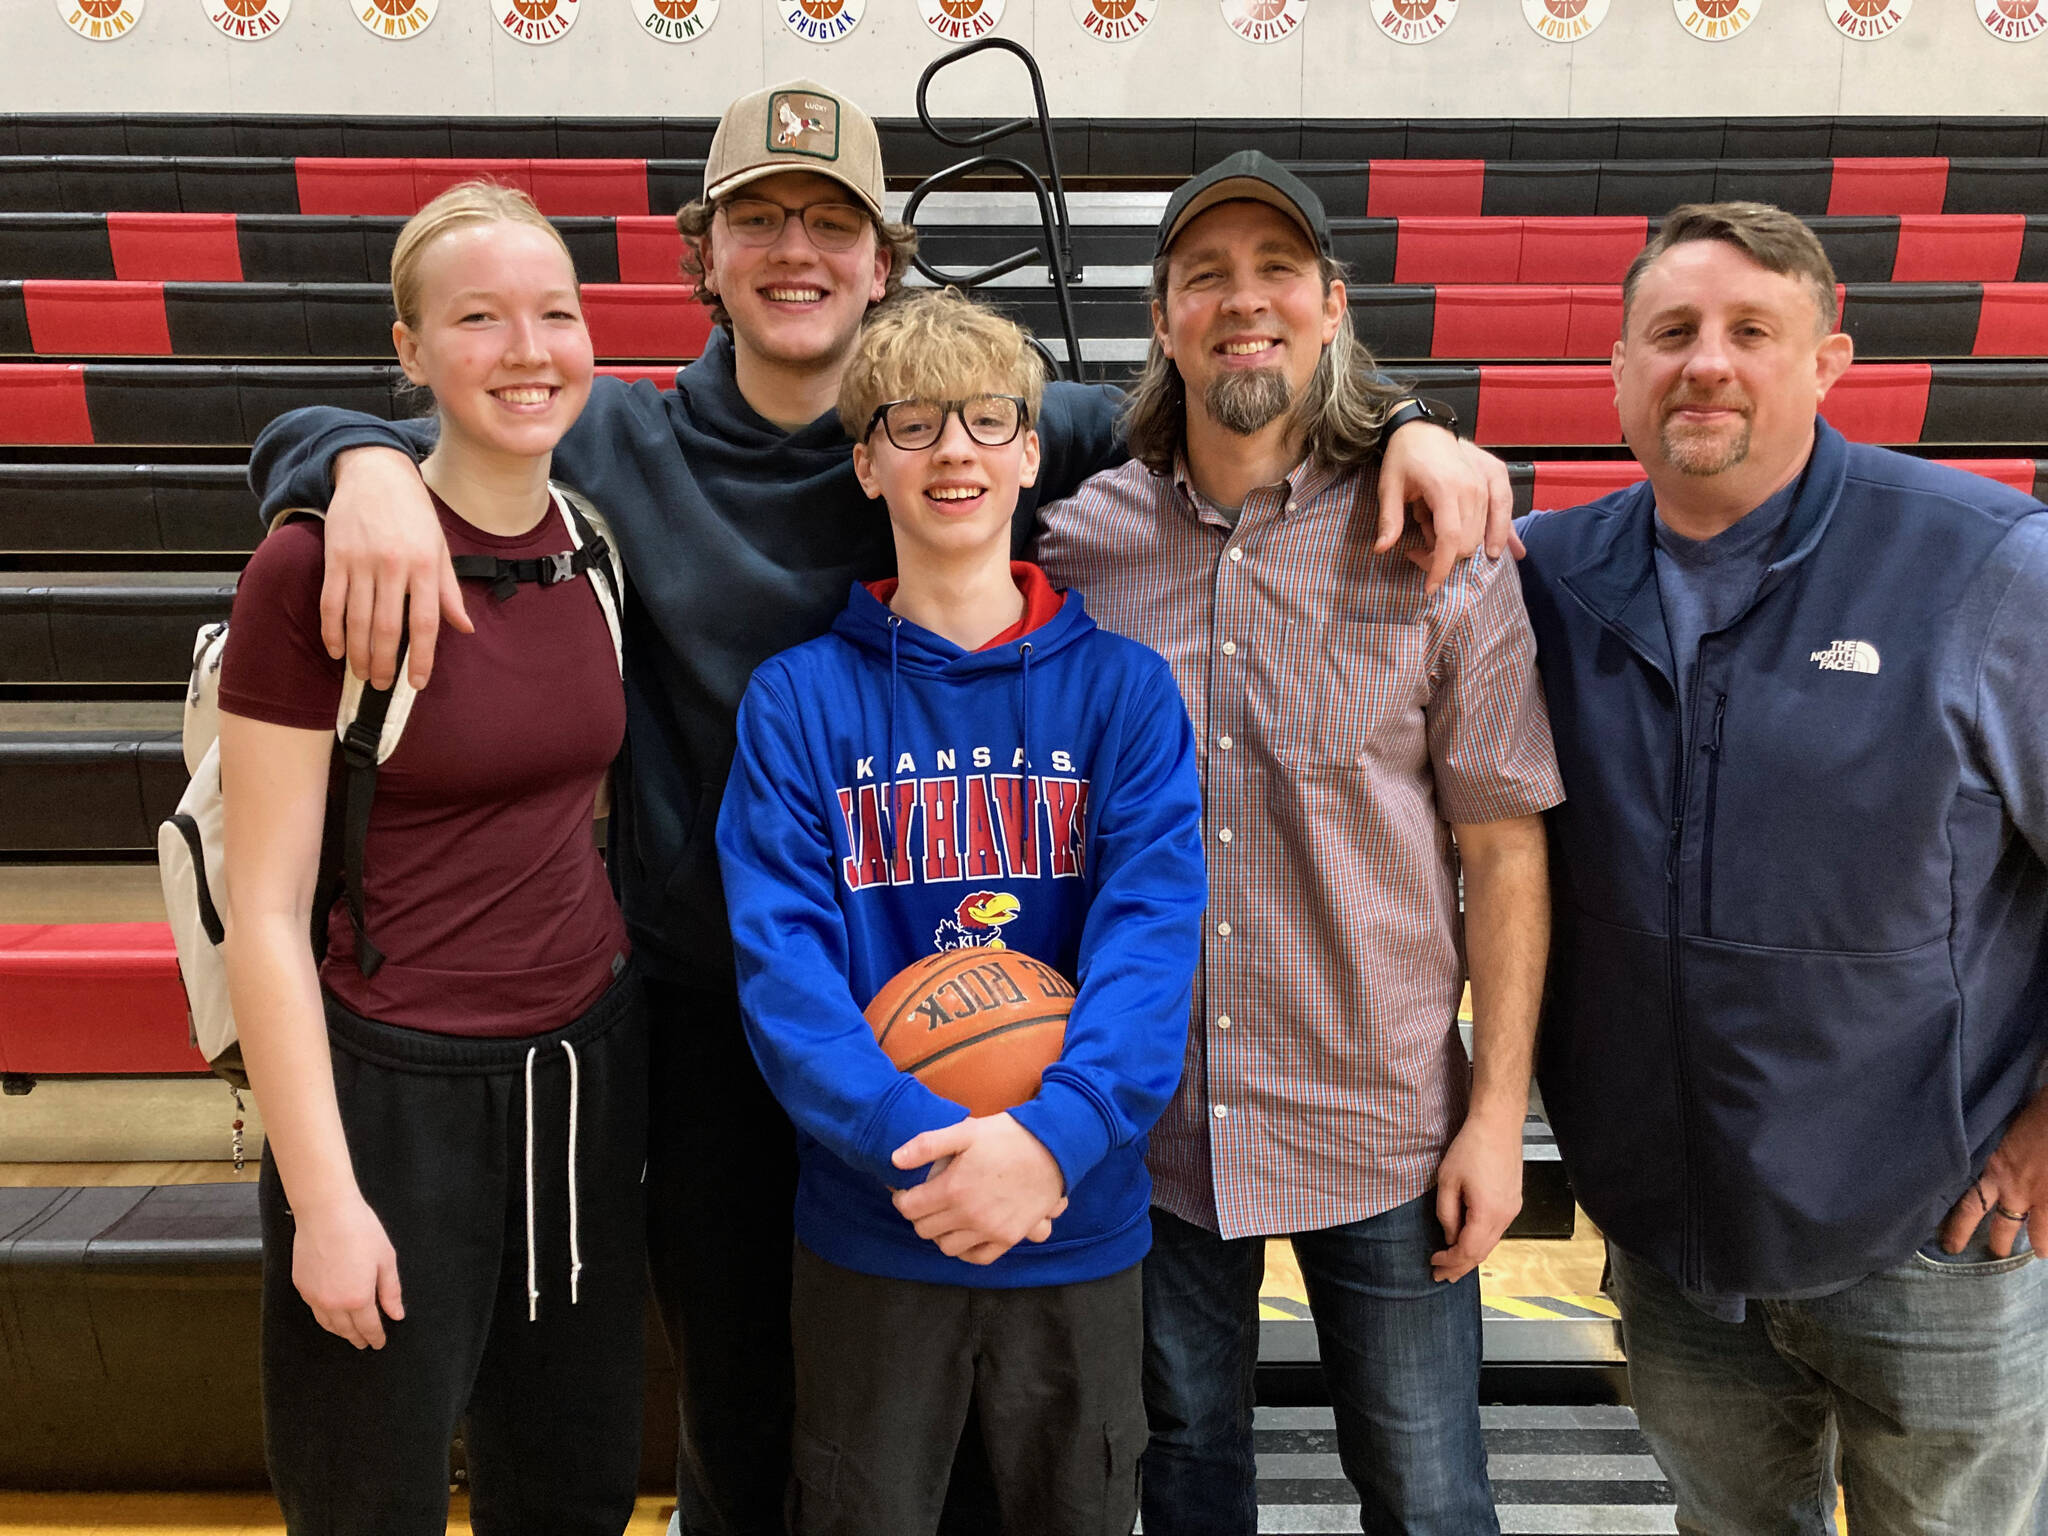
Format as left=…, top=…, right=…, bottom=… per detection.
left=890, top=1113, right=1069, bottom=1267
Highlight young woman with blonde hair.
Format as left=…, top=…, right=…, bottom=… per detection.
left=219, top=182, right=644, bottom=1536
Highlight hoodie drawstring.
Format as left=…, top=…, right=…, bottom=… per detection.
left=884, top=616, right=904, bottom=858
left=523, top=1040, right=585, bottom=1323
left=1018, top=641, right=1035, bottom=776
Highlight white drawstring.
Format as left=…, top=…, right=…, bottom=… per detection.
left=523, top=1045, right=540, bottom=1322
left=563, top=1040, right=583, bottom=1306
left=521, top=1040, right=586, bottom=1322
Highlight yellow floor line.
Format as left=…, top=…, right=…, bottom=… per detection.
left=1476, top=1294, right=1569, bottom=1320
left=1555, top=1292, right=1622, bottom=1318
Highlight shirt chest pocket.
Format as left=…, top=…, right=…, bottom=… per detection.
left=1261, top=619, right=1429, bottom=772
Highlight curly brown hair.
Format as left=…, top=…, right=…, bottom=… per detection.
left=674, top=196, right=919, bottom=335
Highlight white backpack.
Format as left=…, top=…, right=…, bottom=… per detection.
left=158, top=485, right=625, bottom=1087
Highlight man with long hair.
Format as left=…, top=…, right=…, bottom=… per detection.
left=1037, top=152, right=1562, bottom=1533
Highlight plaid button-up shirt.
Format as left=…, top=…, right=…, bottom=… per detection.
left=1038, top=454, right=1563, bottom=1239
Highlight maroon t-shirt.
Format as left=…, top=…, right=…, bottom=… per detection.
left=219, top=491, right=628, bottom=1038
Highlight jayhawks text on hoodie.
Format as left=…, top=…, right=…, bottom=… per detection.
left=717, top=565, right=1206, bottom=1288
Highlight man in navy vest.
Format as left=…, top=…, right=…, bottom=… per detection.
left=1517, top=202, right=2048, bottom=1533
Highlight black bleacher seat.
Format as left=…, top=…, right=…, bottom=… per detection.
left=1713, top=160, right=1836, bottom=211
left=0, top=731, right=185, bottom=850
left=0, top=465, right=252, bottom=551
left=1, top=584, right=235, bottom=683
left=173, top=157, right=301, bottom=215
left=0, top=284, right=27, bottom=353
left=1596, top=162, right=1720, bottom=215
left=1841, top=283, right=1985, bottom=360
left=1924, top=363, right=2048, bottom=446
left=1479, top=164, right=1604, bottom=218
left=1828, top=120, right=1941, bottom=158
left=0, top=214, right=116, bottom=279
left=1945, top=160, right=2048, bottom=215
left=1936, top=119, right=2048, bottom=158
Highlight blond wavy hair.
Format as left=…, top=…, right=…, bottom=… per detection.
left=1120, top=251, right=1406, bottom=476
left=389, top=181, right=576, bottom=332
left=675, top=196, right=919, bottom=336
left=837, top=287, right=1046, bottom=440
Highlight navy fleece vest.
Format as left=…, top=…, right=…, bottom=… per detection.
left=1517, top=421, right=2048, bottom=1296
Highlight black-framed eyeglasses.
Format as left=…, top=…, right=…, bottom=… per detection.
left=863, top=395, right=1031, bottom=452
left=718, top=197, right=869, bottom=253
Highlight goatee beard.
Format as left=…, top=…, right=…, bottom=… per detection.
left=1205, top=368, right=1294, bottom=437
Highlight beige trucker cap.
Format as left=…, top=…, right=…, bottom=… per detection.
left=703, top=80, right=885, bottom=222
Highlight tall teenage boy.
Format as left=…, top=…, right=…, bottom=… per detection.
left=246, top=81, right=1510, bottom=1535
left=718, top=288, right=1205, bottom=1535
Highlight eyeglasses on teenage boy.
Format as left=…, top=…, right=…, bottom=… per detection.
left=863, top=395, right=1032, bottom=452
left=718, top=197, right=870, bottom=253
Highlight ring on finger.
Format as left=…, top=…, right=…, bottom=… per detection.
left=1994, top=1204, right=2030, bottom=1222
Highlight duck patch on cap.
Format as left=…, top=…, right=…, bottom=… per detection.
left=768, top=91, right=842, bottom=161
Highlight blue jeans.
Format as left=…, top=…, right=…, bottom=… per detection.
left=1140, top=1197, right=1498, bottom=1536
left=1609, top=1237, right=2048, bottom=1536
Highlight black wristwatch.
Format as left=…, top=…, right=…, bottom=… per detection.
left=1383, top=397, right=1462, bottom=439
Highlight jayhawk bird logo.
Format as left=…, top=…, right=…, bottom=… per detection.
left=775, top=99, right=828, bottom=148
left=935, top=890, right=1021, bottom=951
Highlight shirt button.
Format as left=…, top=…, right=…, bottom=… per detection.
left=1216, top=921, right=1232, bottom=937
left=1217, top=827, right=1233, bottom=844
left=1217, top=1014, right=1232, bottom=1030
left=1284, top=501, right=1297, bottom=515
left=1221, top=640, right=1237, bottom=656
left=1218, top=735, right=1232, bottom=750
left=1228, top=547, right=1244, bottom=562
left=1212, top=1103, right=1229, bottom=1119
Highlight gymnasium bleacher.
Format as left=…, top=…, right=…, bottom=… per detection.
left=5, top=107, right=2045, bottom=1529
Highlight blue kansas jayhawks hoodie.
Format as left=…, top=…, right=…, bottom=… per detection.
left=717, top=565, right=1205, bottom=1287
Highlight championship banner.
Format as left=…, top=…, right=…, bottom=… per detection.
left=204, top=0, right=288, bottom=38
left=1376, top=0, right=1457, bottom=44
left=634, top=0, right=716, bottom=42
left=1523, top=0, right=1609, bottom=41
left=783, top=0, right=864, bottom=43
left=921, top=0, right=1003, bottom=42
left=497, top=0, right=579, bottom=42
left=1673, top=0, right=1757, bottom=40
left=1221, top=0, right=1307, bottom=45
left=59, top=0, right=144, bottom=39
left=357, top=0, right=435, bottom=37
left=1072, top=0, right=1155, bottom=41
left=1977, top=0, right=2045, bottom=41
left=1828, top=0, right=1909, bottom=39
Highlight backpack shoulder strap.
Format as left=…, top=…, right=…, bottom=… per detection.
left=551, top=483, right=625, bottom=673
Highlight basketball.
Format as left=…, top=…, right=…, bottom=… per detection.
left=864, top=948, right=1073, bottom=1117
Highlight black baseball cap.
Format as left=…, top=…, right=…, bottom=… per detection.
left=1156, top=150, right=1332, bottom=260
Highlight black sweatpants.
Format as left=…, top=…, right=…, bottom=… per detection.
left=260, top=972, right=648, bottom=1536
left=786, top=1244, right=1147, bottom=1536
left=642, top=980, right=1004, bottom=1536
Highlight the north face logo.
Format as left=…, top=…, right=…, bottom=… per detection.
left=1811, top=639, right=1881, bottom=674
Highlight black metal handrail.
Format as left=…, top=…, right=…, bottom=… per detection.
left=903, top=39, right=1088, bottom=382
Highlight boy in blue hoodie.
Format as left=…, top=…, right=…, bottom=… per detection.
left=716, top=289, right=1206, bottom=1535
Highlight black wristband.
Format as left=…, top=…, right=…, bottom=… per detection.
left=1384, top=397, right=1462, bottom=439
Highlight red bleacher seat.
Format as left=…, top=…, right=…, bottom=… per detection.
left=1368, top=161, right=1485, bottom=219
left=580, top=285, right=710, bottom=362
left=1530, top=461, right=1647, bottom=510
left=1430, top=284, right=1570, bottom=359
left=412, top=158, right=534, bottom=204
left=1475, top=365, right=1620, bottom=446
left=1392, top=218, right=1520, bottom=283
left=1563, top=285, right=1623, bottom=357
left=0, top=923, right=206, bottom=1075
left=22, top=280, right=171, bottom=355
left=532, top=160, right=650, bottom=218
left=0, top=362, right=93, bottom=443
left=293, top=158, right=419, bottom=216
left=1893, top=214, right=2025, bottom=282
left=106, top=213, right=242, bottom=282
left=616, top=216, right=687, bottom=284
left=1826, top=158, right=1948, bottom=217
left=1819, top=362, right=1931, bottom=443
left=599, top=364, right=682, bottom=386
left=1973, top=284, right=2048, bottom=357
left=1519, top=216, right=1647, bottom=283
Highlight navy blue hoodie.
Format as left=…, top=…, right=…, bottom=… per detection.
left=716, top=569, right=1206, bottom=1287
left=248, top=332, right=1125, bottom=995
